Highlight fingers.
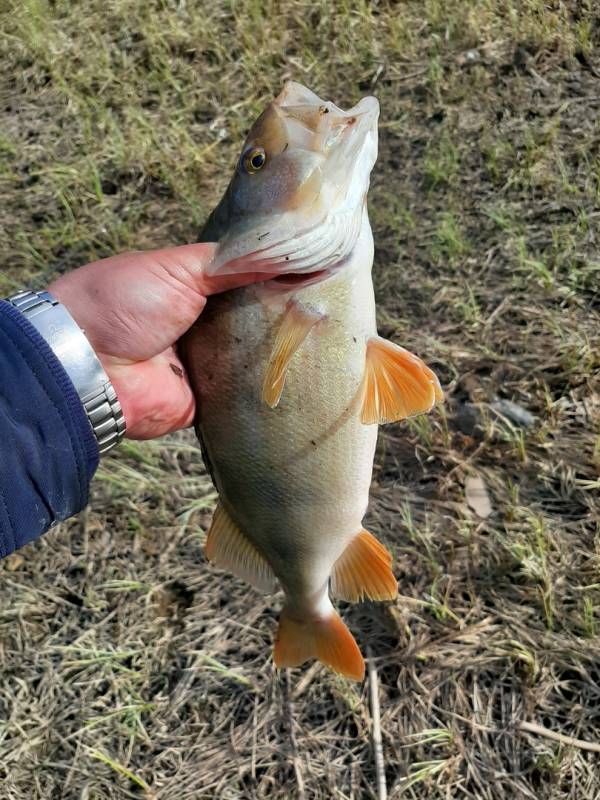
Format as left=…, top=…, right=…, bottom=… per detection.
left=102, top=349, right=196, bottom=439
left=153, top=242, right=272, bottom=296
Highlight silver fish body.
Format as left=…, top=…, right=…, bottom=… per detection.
left=185, top=215, right=377, bottom=618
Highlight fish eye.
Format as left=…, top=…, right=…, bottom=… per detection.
left=242, top=146, right=266, bottom=174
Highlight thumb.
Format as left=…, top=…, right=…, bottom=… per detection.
left=158, top=242, right=273, bottom=296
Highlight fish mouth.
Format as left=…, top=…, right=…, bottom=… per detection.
left=275, top=82, right=379, bottom=173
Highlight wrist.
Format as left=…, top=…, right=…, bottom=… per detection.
left=94, top=355, right=139, bottom=437
left=5, top=290, right=126, bottom=455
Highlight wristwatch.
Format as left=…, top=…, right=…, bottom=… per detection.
left=5, top=290, right=126, bottom=456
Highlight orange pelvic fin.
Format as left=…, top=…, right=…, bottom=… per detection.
left=331, top=529, right=398, bottom=603
left=206, top=503, right=277, bottom=592
left=273, top=606, right=365, bottom=681
left=262, top=300, right=322, bottom=408
left=360, top=336, right=443, bottom=425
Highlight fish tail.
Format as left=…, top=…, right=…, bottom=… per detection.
left=273, top=605, right=365, bottom=681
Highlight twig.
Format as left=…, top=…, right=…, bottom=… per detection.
left=79, top=504, right=91, bottom=576
left=292, top=661, right=321, bottom=699
left=285, top=670, right=306, bottom=800
left=367, top=646, right=387, bottom=800
left=517, top=720, right=600, bottom=754
left=251, top=693, right=258, bottom=781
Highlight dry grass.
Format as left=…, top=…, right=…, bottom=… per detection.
left=1, top=1, right=599, bottom=798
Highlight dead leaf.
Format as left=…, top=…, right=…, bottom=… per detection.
left=465, top=474, right=493, bottom=518
left=5, top=553, right=24, bottom=571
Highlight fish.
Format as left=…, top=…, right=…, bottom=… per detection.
left=180, top=82, right=442, bottom=681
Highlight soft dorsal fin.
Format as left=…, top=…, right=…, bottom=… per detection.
left=274, top=605, right=365, bottom=681
left=330, top=529, right=398, bottom=603
left=205, top=503, right=278, bottom=593
left=262, top=301, right=322, bottom=408
left=360, top=336, right=443, bottom=425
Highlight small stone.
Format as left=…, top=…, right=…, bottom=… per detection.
left=489, top=399, right=536, bottom=428
left=457, top=49, right=481, bottom=67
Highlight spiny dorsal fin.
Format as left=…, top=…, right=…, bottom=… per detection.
left=360, top=336, right=443, bottom=425
left=205, top=503, right=278, bottom=593
left=273, top=606, right=365, bottom=681
left=262, top=301, right=322, bottom=408
left=330, top=529, right=398, bottom=603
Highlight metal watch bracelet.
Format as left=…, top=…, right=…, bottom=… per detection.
left=5, top=290, right=126, bottom=456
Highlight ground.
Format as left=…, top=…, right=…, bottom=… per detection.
left=0, top=1, right=599, bottom=798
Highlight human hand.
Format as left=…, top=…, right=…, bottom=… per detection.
left=48, top=245, right=268, bottom=439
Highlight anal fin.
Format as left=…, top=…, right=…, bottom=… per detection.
left=274, top=606, right=365, bottom=681
left=206, top=503, right=277, bottom=593
left=361, top=336, right=443, bottom=425
left=262, top=300, right=322, bottom=408
left=331, top=529, right=398, bottom=603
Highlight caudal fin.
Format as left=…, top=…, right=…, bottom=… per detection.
left=273, top=607, right=365, bottom=681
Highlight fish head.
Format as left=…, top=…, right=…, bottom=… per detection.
left=201, top=82, right=379, bottom=277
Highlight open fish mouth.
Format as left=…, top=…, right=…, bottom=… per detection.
left=271, top=267, right=332, bottom=288
left=274, top=82, right=379, bottom=172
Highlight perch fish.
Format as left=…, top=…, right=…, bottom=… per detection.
left=181, top=83, right=442, bottom=680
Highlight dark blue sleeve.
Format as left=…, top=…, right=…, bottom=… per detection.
left=0, top=300, right=99, bottom=557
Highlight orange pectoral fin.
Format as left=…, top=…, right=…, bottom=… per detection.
left=262, top=300, right=322, bottom=408
left=330, top=529, right=398, bottom=603
left=360, top=336, right=443, bottom=425
left=274, top=606, right=365, bottom=681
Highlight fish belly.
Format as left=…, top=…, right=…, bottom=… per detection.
left=182, top=258, right=377, bottom=602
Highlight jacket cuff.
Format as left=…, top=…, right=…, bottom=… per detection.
left=0, top=300, right=99, bottom=556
